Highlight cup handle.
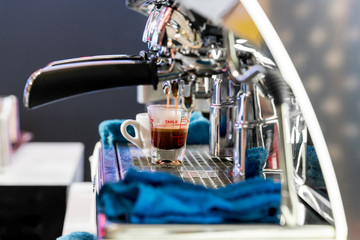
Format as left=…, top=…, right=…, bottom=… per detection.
left=120, top=120, right=143, bottom=149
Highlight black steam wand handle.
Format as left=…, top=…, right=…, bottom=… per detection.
left=23, top=54, right=158, bottom=109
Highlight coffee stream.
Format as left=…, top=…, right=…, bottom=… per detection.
left=170, top=81, right=179, bottom=109
left=166, top=93, right=177, bottom=108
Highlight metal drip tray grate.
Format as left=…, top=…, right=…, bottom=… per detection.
left=116, top=144, right=234, bottom=188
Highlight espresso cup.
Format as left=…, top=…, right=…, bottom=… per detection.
left=147, top=105, right=191, bottom=165
left=120, top=113, right=151, bottom=157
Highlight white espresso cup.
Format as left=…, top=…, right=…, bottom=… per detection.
left=120, top=113, right=151, bottom=157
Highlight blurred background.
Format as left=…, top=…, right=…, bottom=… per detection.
left=0, top=0, right=359, bottom=239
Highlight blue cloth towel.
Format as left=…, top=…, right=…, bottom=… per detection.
left=306, top=145, right=325, bottom=188
left=98, top=119, right=135, bottom=146
left=56, top=232, right=95, bottom=240
left=187, top=111, right=210, bottom=144
left=245, top=147, right=268, bottom=179
left=98, top=111, right=210, bottom=146
left=97, top=168, right=281, bottom=224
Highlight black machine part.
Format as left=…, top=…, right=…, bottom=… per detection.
left=23, top=54, right=158, bottom=109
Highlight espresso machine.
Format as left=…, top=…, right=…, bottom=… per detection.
left=23, top=0, right=347, bottom=239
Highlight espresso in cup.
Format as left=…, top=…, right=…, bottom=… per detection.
left=151, top=127, right=188, bottom=149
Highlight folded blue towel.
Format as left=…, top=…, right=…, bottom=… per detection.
left=56, top=232, right=95, bottom=240
left=306, top=145, right=325, bottom=188
left=187, top=111, right=210, bottom=144
left=245, top=147, right=268, bottom=179
left=97, top=168, right=281, bottom=224
left=98, top=111, right=210, bottom=146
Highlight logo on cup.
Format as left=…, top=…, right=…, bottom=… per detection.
left=165, top=120, right=178, bottom=124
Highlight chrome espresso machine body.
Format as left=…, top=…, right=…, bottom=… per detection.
left=23, top=0, right=347, bottom=239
